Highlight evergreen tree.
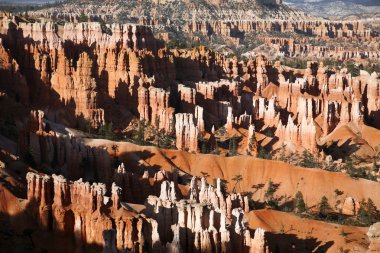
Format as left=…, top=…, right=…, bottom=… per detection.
left=300, top=150, right=315, bottom=168
left=248, top=132, right=258, bottom=156
left=229, top=137, right=237, bottom=156
left=359, top=198, right=379, bottom=225
left=214, top=141, right=220, bottom=155
left=318, top=196, right=331, bottom=218
left=232, top=174, right=243, bottom=193
left=106, top=122, right=115, bottom=140
left=258, top=148, right=272, bottom=160
left=358, top=198, right=368, bottom=222
left=334, top=189, right=344, bottom=197
left=279, top=144, right=287, bottom=162
left=201, top=143, right=207, bottom=154
left=345, top=156, right=355, bottom=173
left=23, top=148, right=36, bottom=168
left=367, top=198, right=378, bottom=223
left=111, top=144, right=119, bottom=157
left=98, top=122, right=115, bottom=140
left=111, top=144, right=120, bottom=168
left=265, top=179, right=276, bottom=201
left=86, top=120, right=92, bottom=134
left=375, top=146, right=380, bottom=171
left=265, top=179, right=279, bottom=209
left=79, top=12, right=88, bottom=22
left=232, top=137, right=237, bottom=155
left=136, top=120, right=145, bottom=145
left=218, top=126, right=227, bottom=139
left=294, top=191, right=306, bottom=213
left=373, top=159, right=378, bottom=173
left=346, top=61, right=360, bottom=77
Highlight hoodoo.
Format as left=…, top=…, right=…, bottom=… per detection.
left=0, top=0, right=380, bottom=252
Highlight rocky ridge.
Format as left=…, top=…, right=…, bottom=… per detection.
left=0, top=14, right=379, bottom=158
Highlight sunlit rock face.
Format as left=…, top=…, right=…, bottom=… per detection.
left=368, top=223, right=380, bottom=252
left=1, top=7, right=380, bottom=253
left=25, top=171, right=267, bottom=253
left=2, top=15, right=380, bottom=157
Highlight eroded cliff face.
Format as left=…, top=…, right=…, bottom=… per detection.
left=24, top=170, right=267, bottom=253
left=184, top=19, right=375, bottom=46
left=0, top=39, right=29, bottom=104
left=26, top=171, right=144, bottom=252
left=0, top=16, right=175, bottom=128
left=1, top=14, right=380, bottom=157
left=264, top=37, right=380, bottom=61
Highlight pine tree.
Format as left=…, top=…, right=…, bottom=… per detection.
left=214, top=141, right=220, bottom=155
left=258, top=148, right=272, bottom=160
left=232, top=174, right=243, bottom=193
left=294, top=191, right=306, bottom=213
left=106, top=122, right=114, bottom=140
left=232, top=137, right=237, bottom=156
left=248, top=132, right=258, bottom=156
left=279, top=144, right=287, bottom=162
left=300, top=150, right=315, bottom=168
left=86, top=120, right=92, bottom=134
left=265, top=179, right=278, bottom=209
left=229, top=137, right=237, bottom=156
left=318, top=196, right=331, bottom=217
left=23, top=148, right=36, bottom=168
left=345, top=156, right=356, bottom=175
left=265, top=179, right=276, bottom=201
left=111, top=144, right=119, bottom=168
left=367, top=198, right=378, bottom=223
left=136, top=120, right=145, bottom=145
left=357, top=198, right=379, bottom=225
left=79, top=12, right=88, bottom=22
left=99, top=122, right=115, bottom=140
left=358, top=198, right=368, bottom=223
left=201, top=143, right=207, bottom=154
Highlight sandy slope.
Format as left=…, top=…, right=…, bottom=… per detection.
left=85, top=139, right=380, bottom=209
left=247, top=209, right=368, bottom=253
left=319, top=123, right=378, bottom=159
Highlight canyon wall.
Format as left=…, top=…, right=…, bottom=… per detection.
left=1, top=15, right=380, bottom=156
left=25, top=171, right=267, bottom=253
left=264, top=37, right=380, bottom=61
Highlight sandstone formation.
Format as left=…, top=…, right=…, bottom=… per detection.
left=24, top=170, right=267, bottom=253
left=340, top=197, right=360, bottom=216
left=1, top=14, right=378, bottom=158
left=368, top=223, right=380, bottom=252
left=184, top=20, right=374, bottom=45
left=175, top=113, right=199, bottom=152
left=264, top=37, right=380, bottom=61
left=0, top=11, right=380, bottom=253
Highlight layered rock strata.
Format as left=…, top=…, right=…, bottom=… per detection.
left=25, top=171, right=267, bottom=253
left=1, top=16, right=380, bottom=156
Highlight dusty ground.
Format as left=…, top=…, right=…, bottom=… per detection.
left=247, top=209, right=369, bottom=253
left=85, top=139, right=380, bottom=209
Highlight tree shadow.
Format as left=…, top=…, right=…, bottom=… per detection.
left=117, top=150, right=161, bottom=175
left=322, top=139, right=361, bottom=160
left=265, top=232, right=334, bottom=253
